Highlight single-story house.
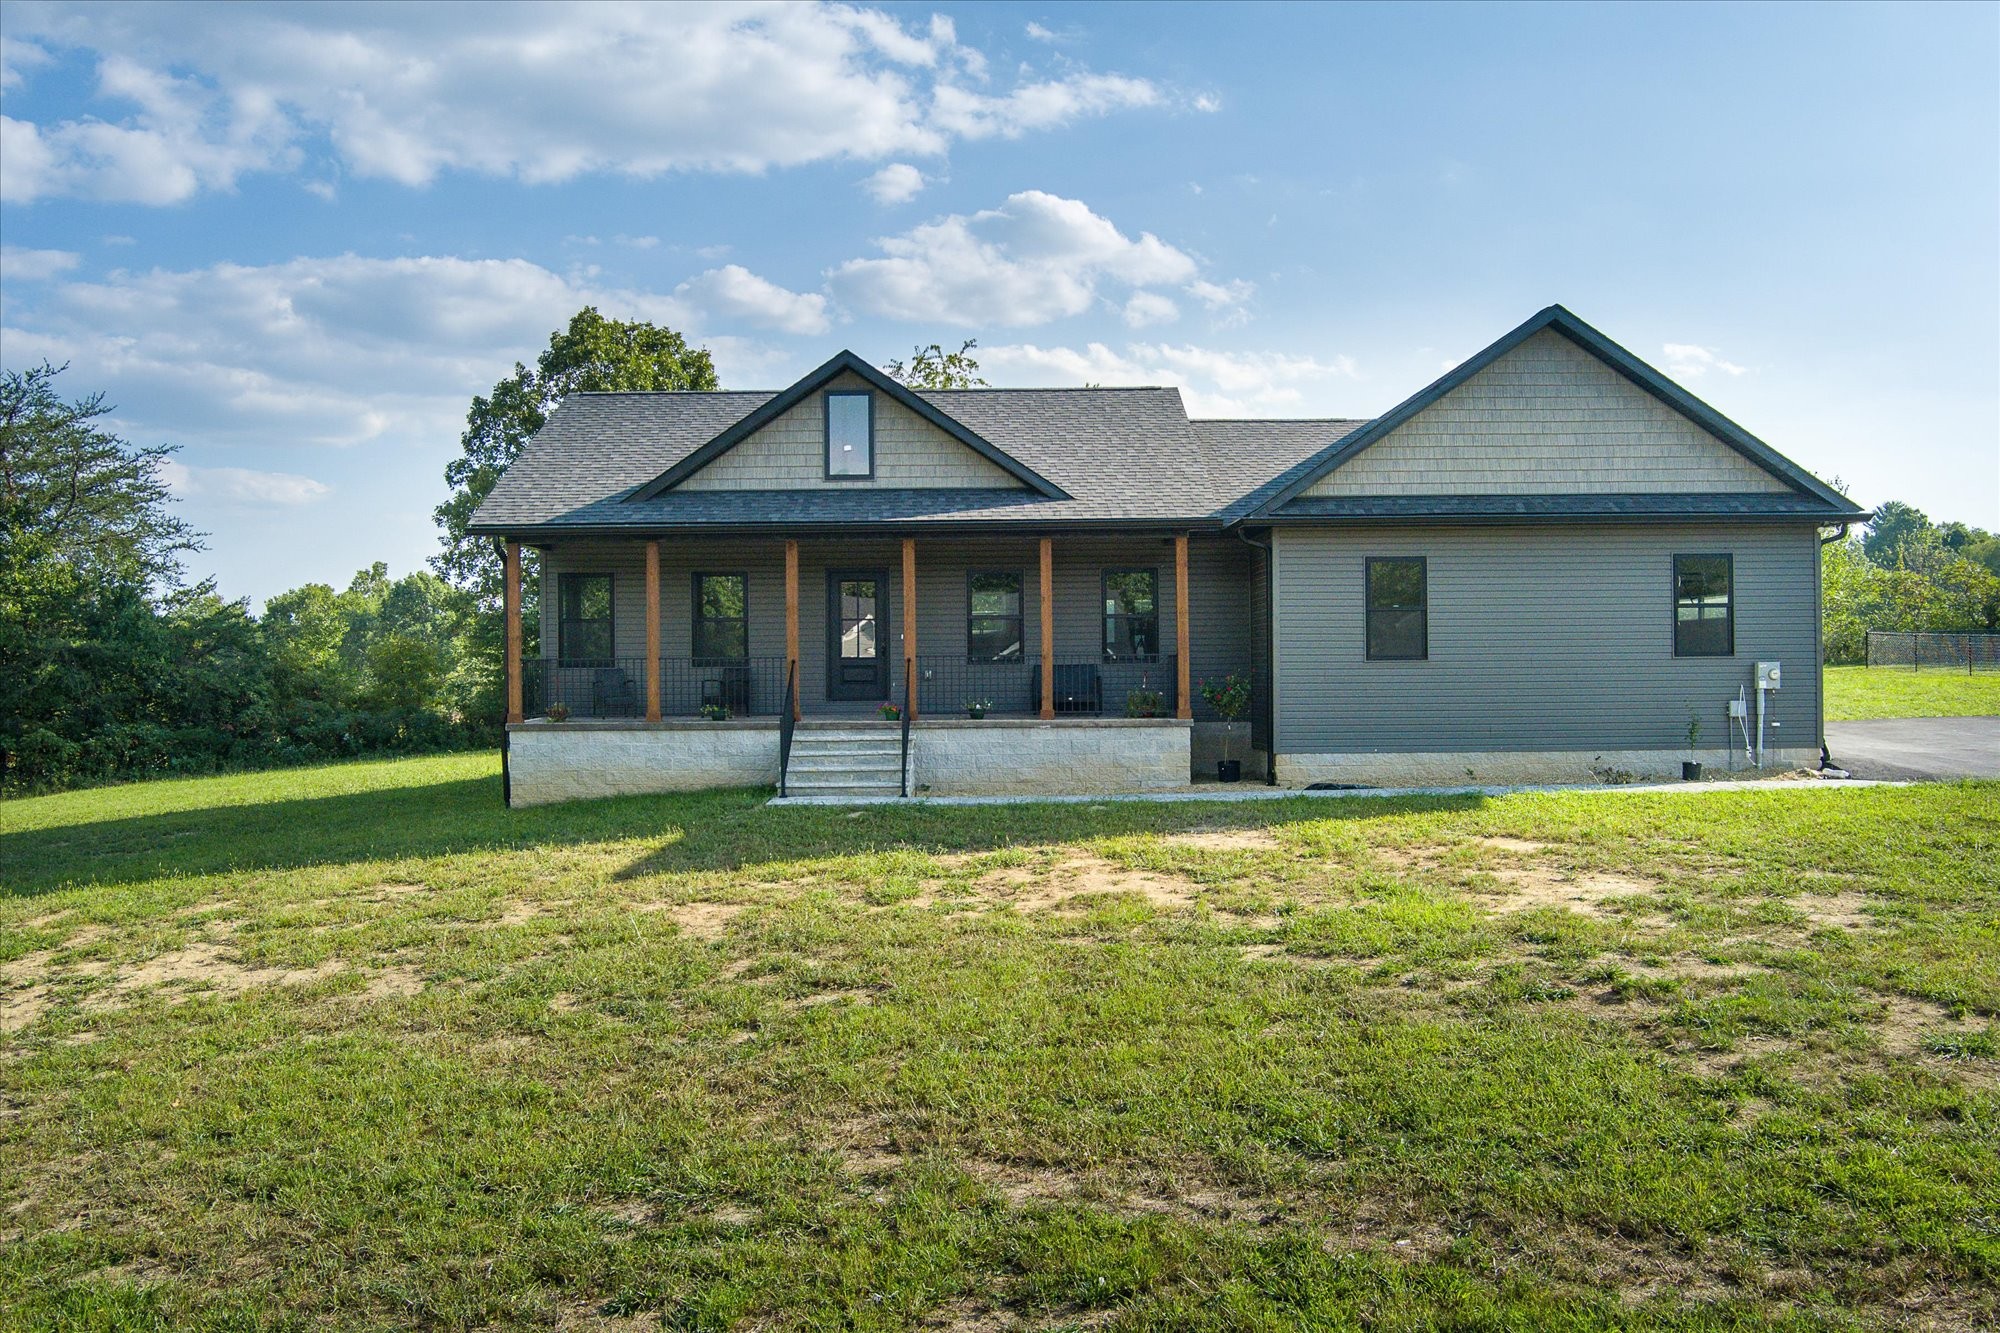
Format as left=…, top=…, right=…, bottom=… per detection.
left=469, top=305, right=1866, bottom=805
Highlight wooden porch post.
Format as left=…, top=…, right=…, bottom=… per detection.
left=644, top=539, right=662, bottom=722
left=785, top=539, right=801, bottom=720
left=1175, top=532, right=1192, bottom=720
left=503, top=540, right=523, bottom=724
left=1039, top=537, right=1055, bottom=720
left=902, top=537, right=918, bottom=720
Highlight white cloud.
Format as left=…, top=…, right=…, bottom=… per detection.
left=828, top=190, right=1202, bottom=327
left=862, top=161, right=927, bottom=204
left=1025, top=23, right=1056, bottom=43
left=0, top=34, right=53, bottom=89
left=676, top=265, right=830, bottom=336
left=1663, top=343, right=1748, bottom=379
left=1184, top=277, right=1255, bottom=327
left=1193, top=93, right=1222, bottom=113
left=1, top=253, right=705, bottom=457
left=930, top=73, right=1160, bottom=140
left=982, top=341, right=1359, bottom=417
left=1122, top=291, right=1179, bottom=328
left=613, top=234, right=659, bottom=250
left=1, top=3, right=1167, bottom=203
left=0, top=245, right=81, bottom=281
left=160, top=460, right=330, bottom=506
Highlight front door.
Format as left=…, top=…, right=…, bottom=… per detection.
left=826, top=570, right=891, bottom=702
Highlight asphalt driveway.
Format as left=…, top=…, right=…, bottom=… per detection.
left=1824, top=717, right=2000, bottom=781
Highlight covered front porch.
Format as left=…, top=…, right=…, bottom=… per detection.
left=496, top=529, right=1266, bottom=803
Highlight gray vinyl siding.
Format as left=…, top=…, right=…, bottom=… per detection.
left=1271, top=523, right=1823, bottom=754
left=538, top=534, right=1254, bottom=711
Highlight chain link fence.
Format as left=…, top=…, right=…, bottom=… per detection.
left=1865, top=631, right=2000, bottom=672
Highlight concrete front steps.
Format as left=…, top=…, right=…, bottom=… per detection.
left=784, top=724, right=904, bottom=798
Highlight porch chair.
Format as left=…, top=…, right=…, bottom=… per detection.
left=702, top=664, right=753, bottom=715
left=590, top=666, right=639, bottom=718
left=1031, top=663, right=1103, bottom=715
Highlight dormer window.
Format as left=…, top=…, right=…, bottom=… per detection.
left=825, top=390, right=874, bottom=479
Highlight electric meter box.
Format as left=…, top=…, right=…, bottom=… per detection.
left=1755, top=661, right=1781, bottom=691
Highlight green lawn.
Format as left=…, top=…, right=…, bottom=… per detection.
left=1825, top=664, right=2000, bottom=721
left=3, top=756, right=1997, bottom=1331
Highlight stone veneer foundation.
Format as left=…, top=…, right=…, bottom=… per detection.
left=908, top=718, right=1191, bottom=797
left=506, top=719, right=779, bottom=807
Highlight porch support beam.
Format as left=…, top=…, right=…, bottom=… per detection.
left=503, top=540, right=523, bottom=724
left=785, top=539, right=801, bottom=720
left=902, top=537, right=918, bottom=720
left=1039, top=537, right=1054, bottom=720
left=644, top=539, right=662, bottom=722
left=1175, top=532, right=1192, bottom=720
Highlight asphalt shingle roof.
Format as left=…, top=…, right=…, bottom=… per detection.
left=468, top=378, right=1837, bottom=535
left=472, top=386, right=1369, bottom=531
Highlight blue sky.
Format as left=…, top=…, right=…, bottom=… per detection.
left=2, top=0, right=1994, bottom=605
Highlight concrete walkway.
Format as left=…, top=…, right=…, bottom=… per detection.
left=1825, top=717, right=2000, bottom=782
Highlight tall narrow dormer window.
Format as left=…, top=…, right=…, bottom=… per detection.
left=825, top=391, right=874, bottom=478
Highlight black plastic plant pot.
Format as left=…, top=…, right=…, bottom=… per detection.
left=1682, top=761, right=1703, bottom=781
left=1218, top=760, right=1243, bottom=783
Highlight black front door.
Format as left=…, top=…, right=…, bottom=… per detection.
left=826, top=570, right=891, bottom=701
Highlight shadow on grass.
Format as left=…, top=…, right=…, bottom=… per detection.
left=2, top=769, right=1487, bottom=898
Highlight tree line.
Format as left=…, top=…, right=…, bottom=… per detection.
left=1, top=312, right=985, bottom=794
left=1821, top=500, right=2000, bottom=663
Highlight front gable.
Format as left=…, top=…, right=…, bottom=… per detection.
left=1256, top=306, right=1857, bottom=516
left=632, top=351, right=1066, bottom=501
left=675, top=370, right=1024, bottom=492
left=1305, top=328, right=1789, bottom=496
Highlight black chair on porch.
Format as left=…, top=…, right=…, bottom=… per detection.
left=1031, top=663, right=1103, bottom=715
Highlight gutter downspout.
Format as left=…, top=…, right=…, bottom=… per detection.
left=1232, top=525, right=1278, bottom=785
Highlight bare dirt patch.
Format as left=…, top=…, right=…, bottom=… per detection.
left=986, top=853, right=1202, bottom=915
left=789, top=988, right=875, bottom=1010
left=87, top=943, right=344, bottom=1008
left=1478, top=868, right=1657, bottom=918
left=640, top=902, right=746, bottom=940
left=1476, top=837, right=1551, bottom=854
left=357, top=965, right=425, bottom=1001
left=1793, top=891, right=1877, bottom=932
left=1159, top=829, right=1285, bottom=853
left=1874, top=993, right=1992, bottom=1062
left=1, top=986, right=49, bottom=1034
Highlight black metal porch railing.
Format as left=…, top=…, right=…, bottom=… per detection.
left=912, top=655, right=1180, bottom=717
left=522, top=656, right=790, bottom=719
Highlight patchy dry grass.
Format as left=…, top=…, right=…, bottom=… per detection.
left=2, top=753, right=1997, bottom=1329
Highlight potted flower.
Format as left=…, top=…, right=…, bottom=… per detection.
left=544, top=702, right=570, bottom=723
left=964, top=698, right=993, bottom=719
left=1200, top=672, right=1252, bottom=782
left=879, top=702, right=901, bottom=721
left=1125, top=684, right=1165, bottom=718
left=700, top=702, right=731, bottom=721
left=1682, top=708, right=1703, bottom=781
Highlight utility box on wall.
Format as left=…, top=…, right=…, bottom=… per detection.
left=1756, top=661, right=1782, bottom=691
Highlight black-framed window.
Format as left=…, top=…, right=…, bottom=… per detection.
left=968, top=571, right=1024, bottom=661
left=1365, top=557, right=1427, bottom=660
left=1674, top=554, right=1734, bottom=657
left=693, top=572, right=748, bottom=661
left=1102, top=569, right=1159, bottom=661
left=557, top=572, right=614, bottom=665
left=825, top=390, right=873, bottom=478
